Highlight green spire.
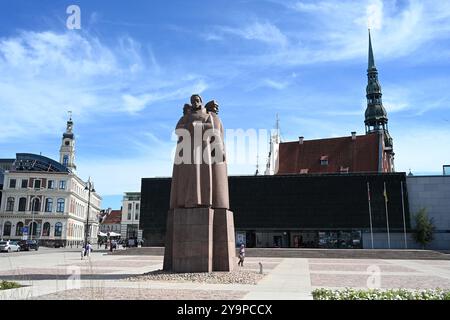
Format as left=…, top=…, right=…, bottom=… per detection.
left=368, top=29, right=375, bottom=70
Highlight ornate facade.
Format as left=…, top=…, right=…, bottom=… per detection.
left=0, top=118, right=101, bottom=247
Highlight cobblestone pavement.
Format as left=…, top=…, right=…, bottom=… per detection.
left=33, top=288, right=248, bottom=300
left=309, top=258, right=450, bottom=290
left=1, top=250, right=450, bottom=299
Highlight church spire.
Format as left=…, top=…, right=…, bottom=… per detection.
left=59, top=111, right=76, bottom=172
left=364, top=31, right=395, bottom=173
left=368, top=29, right=375, bottom=70
left=364, top=30, right=388, bottom=135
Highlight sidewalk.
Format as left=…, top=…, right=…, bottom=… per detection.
left=243, top=258, right=313, bottom=300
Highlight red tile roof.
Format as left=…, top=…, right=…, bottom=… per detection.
left=102, top=210, right=122, bottom=224
left=277, top=133, right=380, bottom=174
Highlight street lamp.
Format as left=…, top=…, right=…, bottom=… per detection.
left=28, top=187, right=41, bottom=241
left=84, top=177, right=95, bottom=247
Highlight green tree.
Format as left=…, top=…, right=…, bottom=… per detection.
left=412, top=208, right=435, bottom=249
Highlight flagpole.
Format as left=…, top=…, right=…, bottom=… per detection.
left=384, top=182, right=391, bottom=249
left=400, top=180, right=407, bottom=249
left=367, top=182, right=374, bottom=249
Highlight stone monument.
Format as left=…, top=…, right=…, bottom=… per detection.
left=164, top=95, right=235, bottom=273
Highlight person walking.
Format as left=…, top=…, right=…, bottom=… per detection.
left=238, top=244, right=245, bottom=267
left=84, top=242, right=92, bottom=258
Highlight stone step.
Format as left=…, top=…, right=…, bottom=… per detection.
left=110, top=247, right=450, bottom=260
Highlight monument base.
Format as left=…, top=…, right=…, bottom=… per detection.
left=213, top=209, right=235, bottom=272
left=163, top=208, right=235, bottom=273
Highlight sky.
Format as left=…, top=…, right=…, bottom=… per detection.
left=0, top=0, right=449, bottom=209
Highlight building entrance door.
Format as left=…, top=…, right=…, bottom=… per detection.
left=273, top=236, right=282, bottom=248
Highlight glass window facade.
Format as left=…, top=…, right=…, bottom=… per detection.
left=140, top=173, right=410, bottom=247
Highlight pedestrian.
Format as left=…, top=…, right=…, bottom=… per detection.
left=84, top=242, right=91, bottom=258
left=238, top=244, right=245, bottom=267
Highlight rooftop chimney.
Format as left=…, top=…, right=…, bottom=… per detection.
left=299, top=136, right=304, bottom=144
left=351, top=132, right=356, bottom=140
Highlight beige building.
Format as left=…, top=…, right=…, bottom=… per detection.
left=0, top=117, right=101, bottom=247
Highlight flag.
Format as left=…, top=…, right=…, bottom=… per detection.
left=367, top=182, right=371, bottom=201
left=383, top=182, right=388, bottom=202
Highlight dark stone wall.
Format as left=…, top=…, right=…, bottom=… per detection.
left=140, top=173, right=410, bottom=246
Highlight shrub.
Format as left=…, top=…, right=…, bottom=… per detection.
left=412, top=208, right=435, bottom=249
left=312, top=288, right=450, bottom=300
left=0, top=280, right=21, bottom=290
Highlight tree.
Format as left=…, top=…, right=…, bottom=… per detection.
left=412, top=208, right=435, bottom=249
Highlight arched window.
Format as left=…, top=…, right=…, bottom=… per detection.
left=55, top=222, right=63, bottom=237
left=16, top=222, right=24, bottom=236
left=18, top=198, right=27, bottom=212
left=6, top=197, right=14, bottom=211
left=57, top=199, right=65, bottom=213
left=31, top=197, right=41, bottom=212
left=29, top=222, right=38, bottom=237
left=3, top=221, right=12, bottom=236
left=42, top=222, right=51, bottom=237
left=45, top=198, right=53, bottom=212
left=63, top=155, right=69, bottom=166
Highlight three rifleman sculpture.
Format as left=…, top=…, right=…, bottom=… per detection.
left=164, top=95, right=236, bottom=273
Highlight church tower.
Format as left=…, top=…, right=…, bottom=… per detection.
left=59, top=113, right=76, bottom=172
left=364, top=30, right=394, bottom=172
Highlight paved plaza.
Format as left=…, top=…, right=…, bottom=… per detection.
left=1, top=248, right=450, bottom=300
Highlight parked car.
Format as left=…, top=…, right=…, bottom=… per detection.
left=0, top=240, right=21, bottom=252
left=18, top=240, right=39, bottom=251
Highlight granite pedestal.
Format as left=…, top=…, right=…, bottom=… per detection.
left=163, top=208, right=235, bottom=273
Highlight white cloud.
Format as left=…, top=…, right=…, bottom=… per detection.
left=262, top=79, right=289, bottom=90
left=236, top=0, right=450, bottom=66
left=0, top=30, right=207, bottom=142
left=366, top=0, right=383, bottom=30
left=209, top=21, right=288, bottom=47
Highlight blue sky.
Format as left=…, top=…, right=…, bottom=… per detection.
left=1, top=0, right=449, bottom=209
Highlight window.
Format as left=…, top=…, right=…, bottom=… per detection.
left=299, top=169, right=309, bottom=174
left=63, top=155, right=69, bottom=166
left=59, top=180, right=66, bottom=190
left=45, top=198, right=53, bottom=212
left=34, top=179, right=41, bottom=189
left=31, top=198, right=41, bottom=212
left=42, top=222, right=51, bottom=237
left=128, top=213, right=131, bottom=220
left=135, top=213, right=139, bottom=221
left=47, top=180, right=55, bottom=189
left=135, top=203, right=140, bottom=211
left=128, top=203, right=132, bottom=213
left=18, top=198, right=27, bottom=212
left=6, top=197, right=14, bottom=211
left=16, top=222, right=24, bottom=236
left=3, top=222, right=11, bottom=236
left=21, top=179, right=28, bottom=189
left=320, top=155, right=329, bottom=166
left=9, top=179, right=16, bottom=189
left=29, top=222, right=38, bottom=237
left=54, top=223, right=62, bottom=237
left=57, top=198, right=65, bottom=213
